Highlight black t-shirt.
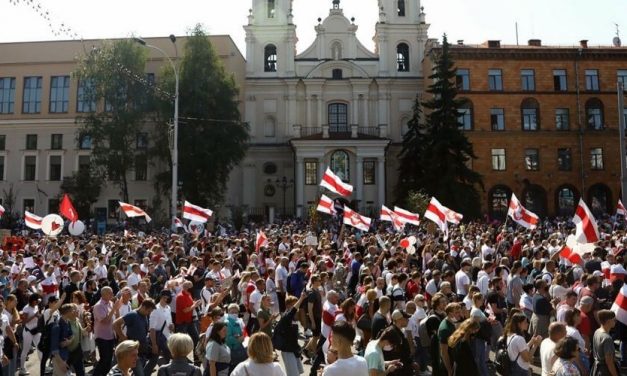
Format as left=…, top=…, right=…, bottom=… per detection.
left=371, top=312, right=388, bottom=340
left=584, top=259, right=602, bottom=275
left=532, top=294, right=552, bottom=316
left=307, top=289, right=322, bottom=319
left=486, top=290, right=506, bottom=322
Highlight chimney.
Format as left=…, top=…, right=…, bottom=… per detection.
left=580, top=40, right=589, bottom=48
left=487, top=40, right=501, bottom=48
left=528, top=39, right=542, bottom=47
left=457, top=40, right=464, bottom=46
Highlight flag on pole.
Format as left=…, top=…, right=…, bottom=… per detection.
left=424, top=197, right=449, bottom=237
left=443, top=207, right=463, bottom=224
left=343, top=206, right=372, bottom=232
left=119, top=202, right=152, bottom=223
left=380, top=205, right=395, bottom=222
left=316, top=194, right=336, bottom=215
left=380, top=206, right=405, bottom=232
left=559, top=245, right=583, bottom=265
left=320, top=168, right=353, bottom=197
left=174, top=217, right=185, bottom=228
left=617, top=199, right=627, bottom=217
left=507, top=193, right=539, bottom=229
left=393, top=206, right=421, bottom=226
left=59, top=194, right=79, bottom=223
left=611, top=283, right=627, bottom=325
left=24, top=211, right=43, bottom=230
left=255, top=230, right=268, bottom=252
left=573, top=199, right=599, bottom=244
left=182, top=201, right=213, bottom=223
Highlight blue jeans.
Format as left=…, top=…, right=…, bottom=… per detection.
left=281, top=351, right=304, bottom=376
left=413, top=337, right=428, bottom=372
left=472, top=337, right=489, bottom=376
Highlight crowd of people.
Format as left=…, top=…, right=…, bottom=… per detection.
left=0, top=216, right=624, bottom=376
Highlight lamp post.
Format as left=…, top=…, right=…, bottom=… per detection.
left=134, top=35, right=179, bottom=230
left=618, top=81, right=627, bottom=206
left=275, top=176, right=294, bottom=217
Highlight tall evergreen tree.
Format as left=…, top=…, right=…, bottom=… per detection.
left=396, top=34, right=483, bottom=218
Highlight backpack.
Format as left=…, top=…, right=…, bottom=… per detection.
left=225, top=316, right=244, bottom=350
left=37, top=314, right=58, bottom=354
left=271, top=313, right=288, bottom=351
left=286, top=273, right=295, bottom=295
left=494, top=335, right=520, bottom=375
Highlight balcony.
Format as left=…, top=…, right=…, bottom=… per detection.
left=293, top=124, right=385, bottom=139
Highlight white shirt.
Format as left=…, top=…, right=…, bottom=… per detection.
left=127, top=273, right=141, bottom=289
left=275, top=265, right=288, bottom=292
left=540, top=338, right=557, bottom=376
left=200, top=287, right=213, bottom=314
left=508, top=334, right=530, bottom=370
left=249, top=290, right=262, bottom=318
left=425, top=279, right=439, bottom=296
left=94, top=264, right=108, bottom=280
left=321, top=301, right=338, bottom=339
left=476, top=271, right=490, bottom=295
left=230, top=360, right=285, bottom=376
left=322, top=355, right=368, bottom=376
left=22, top=305, right=39, bottom=330
left=149, top=303, right=173, bottom=338
left=566, top=326, right=586, bottom=351
left=481, top=244, right=495, bottom=261
left=455, top=270, right=470, bottom=295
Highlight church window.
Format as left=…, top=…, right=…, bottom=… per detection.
left=397, top=43, right=409, bottom=72
left=328, top=103, right=348, bottom=132
left=264, top=45, right=277, bottom=72
left=267, top=0, right=275, bottom=18
left=332, top=69, right=343, bottom=80
left=397, top=0, right=406, bottom=16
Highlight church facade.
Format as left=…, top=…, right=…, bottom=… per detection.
left=225, top=0, right=430, bottom=220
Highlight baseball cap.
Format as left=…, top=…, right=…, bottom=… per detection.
left=391, top=309, right=411, bottom=321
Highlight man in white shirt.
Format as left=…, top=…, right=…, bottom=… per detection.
left=147, top=290, right=175, bottom=373
left=455, top=260, right=472, bottom=298
left=322, top=321, right=368, bottom=376
left=481, top=240, right=495, bottom=261
left=275, top=257, right=289, bottom=312
left=126, top=264, right=141, bottom=291
left=246, top=279, right=265, bottom=334
left=476, top=261, right=494, bottom=295
left=540, top=322, right=566, bottom=376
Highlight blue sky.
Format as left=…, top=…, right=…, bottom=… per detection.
left=1, top=0, right=626, bottom=54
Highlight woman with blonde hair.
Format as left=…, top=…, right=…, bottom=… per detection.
left=158, top=333, right=202, bottom=376
left=230, top=332, right=285, bottom=376
left=448, top=319, right=481, bottom=376
left=107, top=340, right=139, bottom=376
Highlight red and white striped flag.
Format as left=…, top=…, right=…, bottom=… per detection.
left=119, top=202, right=152, bottom=223
left=255, top=230, right=268, bottom=252
left=507, top=193, right=540, bottom=230
left=424, top=197, right=449, bottom=237
left=394, top=206, right=421, bottom=226
left=610, top=264, right=627, bottom=282
left=174, top=217, right=184, bottom=228
left=617, top=199, right=627, bottom=217
left=611, top=283, right=627, bottom=325
left=601, top=261, right=611, bottom=284
left=380, top=206, right=405, bottom=232
left=316, top=194, right=336, bottom=215
left=182, top=201, right=213, bottom=223
left=573, top=199, right=599, bottom=244
left=559, top=245, right=583, bottom=265
left=343, top=206, right=371, bottom=232
left=443, top=207, right=463, bottom=224
left=380, top=205, right=395, bottom=222
left=0, top=204, right=5, bottom=217
left=320, top=168, right=353, bottom=197
left=24, top=211, right=42, bottom=230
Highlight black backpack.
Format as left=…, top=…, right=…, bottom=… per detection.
left=37, top=314, right=58, bottom=354
left=495, top=335, right=520, bottom=375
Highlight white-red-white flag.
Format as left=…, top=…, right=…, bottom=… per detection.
left=24, top=211, right=43, bottom=230
left=174, top=217, right=185, bottom=228
left=424, top=197, right=449, bottom=238
left=343, top=206, right=371, bottom=232
left=611, top=283, right=627, bottom=325
left=320, top=168, right=353, bottom=197
left=559, top=245, right=583, bottom=265
left=0, top=205, right=6, bottom=217
left=316, top=194, right=336, bottom=215
left=617, top=199, right=627, bottom=217
left=443, top=207, right=463, bottom=224
left=255, top=230, right=268, bottom=252
left=394, top=206, right=421, bottom=226
left=119, top=202, right=152, bottom=223
left=507, top=193, right=540, bottom=230
left=380, top=205, right=394, bottom=222
left=573, top=199, right=599, bottom=244
left=610, top=264, right=627, bottom=282
left=380, top=206, right=405, bottom=232
left=182, top=201, right=213, bottom=223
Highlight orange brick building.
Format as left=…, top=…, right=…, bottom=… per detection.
left=425, top=39, right=627, bottom=219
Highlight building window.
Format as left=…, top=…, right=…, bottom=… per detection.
left=332, top=69, right=343, bottom=80
left=555, top=108, right=570, bottom=130
left=267, top=0, right=275, bottom=18
left=489, top=186, right=511, bottom=220
left=556, top=186, right=577, bottom=216
left=397, top=0, right=406, bottom=16
left=557, top=148, right=572, bottom=171
left=490, top=108, right=505, bottom=131
left=396, top=43, right=409, bottom=72
left=78, top=155, right=90, bottom=172
left=0, top=156, right=5, bottom=180
left=135, top=155, right=147, bottom=181
left=50, top=75, right=70, bottom=113
left=22, top=76, right=42, bottom=113
left=363, top=159, right=376, bottom=185
left=79, top=134, right=92, bottom=150
left=491, top=149, right=506, bottom=171
left=458, top=102, right=473, bottom=130
left=588, top=183, right=611, bottom=216
left=136, top=132, right=148, bottom=149
left=23, top=199, right=35, bottom=213
left=618, top=70, right=627, bottom=88
left=0, top=77, right=15, bottom=114
left=525, top=148, right=540, bottom=171
left=264, top=117, right=276, bottom=137
left=585, top=69, right=600, bottom=91
left=330, top=150, right=350, bottom=181
left=520, top=69, right=535, bottom=91
left=264, top=45, right=277, bottom=72
left=328, top=103, right=348, bottom=132
left=585, top=98, right=604, bottom=130
left=48, top=199, right=59, bottom=215
left=77, top=79, right=96, bottom=113
left=24, top=156, right=37, bottom=181
left=456, top=69, right=470, bottom=91
left=26, top=134, right=37, bottom=150
left=590, top=148, right=604, bottom=170
left=521, top=98, right=539, bottom=131
left=305, top=160, right=318, bottom=185
left=488, top=69, right=503, bottom=91
left=553, top=69, right=568, bottom=91
left=51, top=134, right=63, bottom=150
left=0, top=135, right=6, bottom=151
left=49, top=155, right=62, bottom=181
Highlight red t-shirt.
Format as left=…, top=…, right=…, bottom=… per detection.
left=577, top=310, right=592, bottom=339
left=510, top=241, right=522, bottom=261
left=406, top=280, right=420, bottom=299
left=175, top=290, right=194, bottom=324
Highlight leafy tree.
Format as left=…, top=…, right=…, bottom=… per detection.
left=60, top=169, right=104, bottom=219
left=1, top=184, right=20, bottom=230
left=75, top=40, right=154, bottom=202
left=396, top=34, right=483, bottom=218
left=154, top=25, right=249, bottom=209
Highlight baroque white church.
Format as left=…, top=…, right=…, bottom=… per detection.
left=225, top=0, right=430, bottom=220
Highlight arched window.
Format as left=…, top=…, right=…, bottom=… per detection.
left=588, top=183, right=612, bottom=216
left=264, top=117, right=276, bottom=137
left=267, top=0, right=275, bottom=18
left=397, top=0, right=406, bottom=16
left=522, top=184, right=547, bottom=218
left=330, top=150, right=350, bottom=181
left=521, top=98, right=540, bottom=131
left=458, top=99, right=473, bottom=131
left=586, top=98, right=604, bottom=130
left=488, top=185, right=512, bottom=220
left=328, top=103, right=348, bottom=132
left=396, top=43, right=410, bottom=72
left=555, top=185, right=579, bottom=217
left=264, top=45, right=277, bottom=72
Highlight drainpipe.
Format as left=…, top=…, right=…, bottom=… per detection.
left=575, top=48, right=586, bottom=197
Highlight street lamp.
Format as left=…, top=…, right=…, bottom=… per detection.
left=275, top=176, right=294, bottom=217
left=134, top=35, right=179, bottom=230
